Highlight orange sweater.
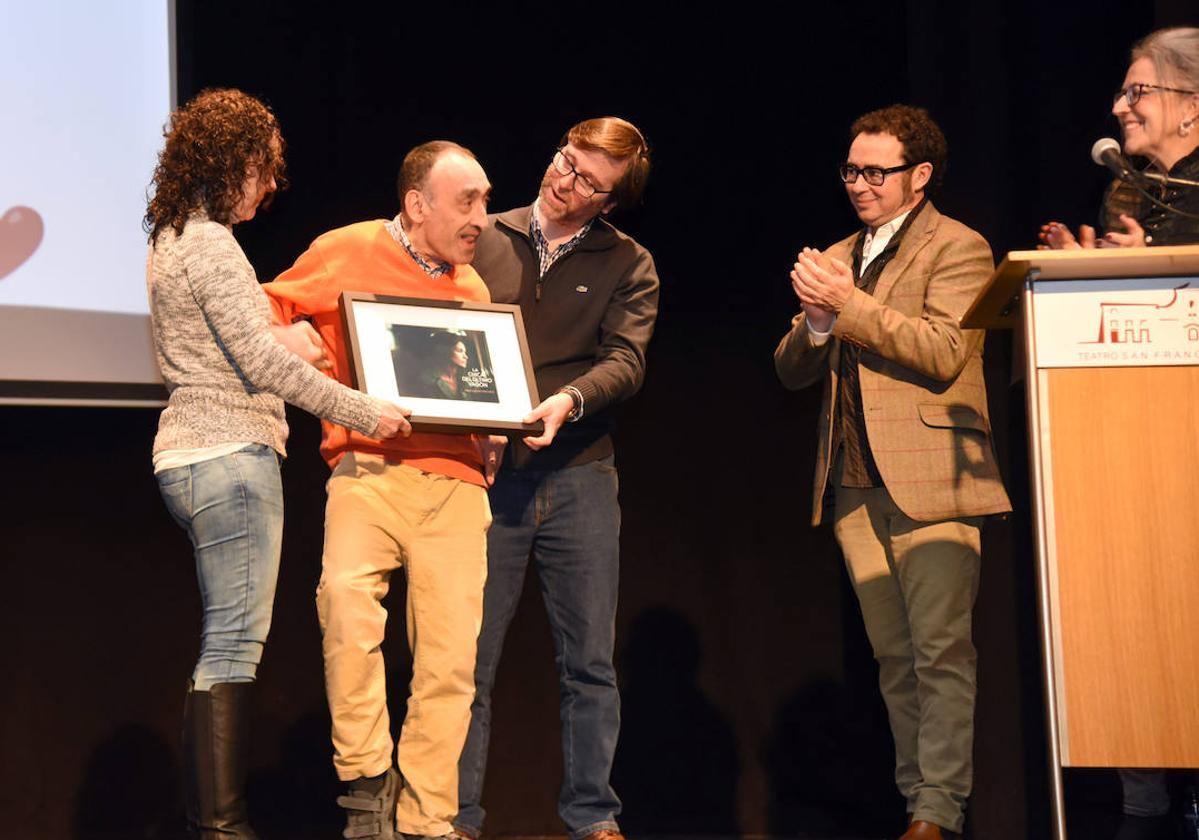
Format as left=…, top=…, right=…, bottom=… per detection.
left=263, top=220, right=489, bottom=486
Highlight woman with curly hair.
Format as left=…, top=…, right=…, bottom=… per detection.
left=145, top=88, right=408, bottom=839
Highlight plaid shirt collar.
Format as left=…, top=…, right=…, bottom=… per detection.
left=530, top=199, right=594, bottom=277
left=385, top=214, right=451, bottom=279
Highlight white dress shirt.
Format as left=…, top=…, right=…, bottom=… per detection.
left=808, top=207, right=915, bottom=345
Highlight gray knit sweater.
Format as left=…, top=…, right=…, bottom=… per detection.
left=148, top=213, right=382, bottom=458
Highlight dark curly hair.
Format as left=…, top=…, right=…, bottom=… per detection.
left=144, top=88, right=287, bottom=241
left=851, top=104, right=948, bottom=193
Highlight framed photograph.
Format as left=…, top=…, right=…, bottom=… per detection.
left=339, top=292, right=543, bottom=435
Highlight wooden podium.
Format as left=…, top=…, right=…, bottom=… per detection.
left=963, top=245, right=1199, bottom=839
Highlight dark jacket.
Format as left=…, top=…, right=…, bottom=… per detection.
left=473, top=205, right=660, bottom=470
left=1101, top=146, right=1199, bottom=246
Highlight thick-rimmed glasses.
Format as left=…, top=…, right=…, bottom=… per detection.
left=551, top=150, right=614, bottom=199
left=838, top=161, right=919, bottom=186
left=1114, top=82, right=1199, bottom=107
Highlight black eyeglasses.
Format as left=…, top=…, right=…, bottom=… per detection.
left=1113, top=82, right=1199, bottom=107
left=551, top=150, right=613, bottom=199
left=838, top=161, right=919, bottom=187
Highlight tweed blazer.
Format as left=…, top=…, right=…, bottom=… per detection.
left=774, top=202, right=1011, bottom=525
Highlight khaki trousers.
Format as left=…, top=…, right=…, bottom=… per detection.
left=318, top=453, right=490, bottom=835
left=833, top=484, right=981, bottom=834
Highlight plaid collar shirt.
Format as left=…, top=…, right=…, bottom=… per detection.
left=385, top=214, right=451, bottom=279
left=530, top=199, right=594, bottom=277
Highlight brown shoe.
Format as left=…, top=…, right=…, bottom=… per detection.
left=578, top=831, right=625, bottom=840
left=899, top=820, right=960, bottom=840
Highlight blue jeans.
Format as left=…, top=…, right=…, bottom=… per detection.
left=456, top=456, right=622, bottom=840
left=156, top=444, right=284, bottom=691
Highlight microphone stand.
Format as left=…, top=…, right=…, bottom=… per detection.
left=1130, top=169, right=1199, bottom=189
left=1116, top=167, right=1199, bottom=222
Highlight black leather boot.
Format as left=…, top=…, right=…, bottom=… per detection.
left=182, top=682, right=260, bottom=839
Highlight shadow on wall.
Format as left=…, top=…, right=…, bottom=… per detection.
left=72, top=722, right=179, bottom=839
left=763, top=557, right=907, bottom=840
left=765, top=678, right=900, bottom=839
left=66, top=576, right=420, bottom=840
left=245, top=709, right=340, bottom=834
left=612, top=605, right=739, bottom=835
left=246, top=586, right=418, bottom=835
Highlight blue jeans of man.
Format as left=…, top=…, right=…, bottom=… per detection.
left=156, top=444, right=284, bottom=690
left=456, top=456, right=622, bottom=840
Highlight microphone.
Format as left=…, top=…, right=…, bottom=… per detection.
left=1091, top=137, right=1140, bottom=182
left=1089, top=138, right=1199, bottom=188
left=1087, top=136, right=1199, bottom=223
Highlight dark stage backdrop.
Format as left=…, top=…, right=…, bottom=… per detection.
left=3, top=2, right=1194, bottom=839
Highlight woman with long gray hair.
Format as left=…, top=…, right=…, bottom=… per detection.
left=1038, top=26, right=1199, bottom=840
left=1040, top=27, right=1199, bottom=250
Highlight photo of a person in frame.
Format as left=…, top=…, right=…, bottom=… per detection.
left=426, top=332, right=469, bottom=399
left=391, top=325, right=499, bottom=402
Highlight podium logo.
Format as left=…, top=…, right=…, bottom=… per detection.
left=1080, top=282, right=1199, bottom=347
left=0, top=206, right=44, bottom=280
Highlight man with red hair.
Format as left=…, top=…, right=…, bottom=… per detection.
left=454, top=117, right=659, bottom=840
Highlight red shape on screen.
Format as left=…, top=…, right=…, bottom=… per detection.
left=0, top=206, right=45, bottom=280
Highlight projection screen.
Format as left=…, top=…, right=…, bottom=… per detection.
left=0, top=1, right=174, bottom=406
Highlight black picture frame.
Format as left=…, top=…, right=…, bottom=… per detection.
left=339, top=292, right=543, bottom=435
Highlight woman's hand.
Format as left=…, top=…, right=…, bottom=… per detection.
left=1100, top=214, right=1148, bottom=248
left=1037, top=221, right=1096, bottom=250
left=373, top=401, right=412, bottom=439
